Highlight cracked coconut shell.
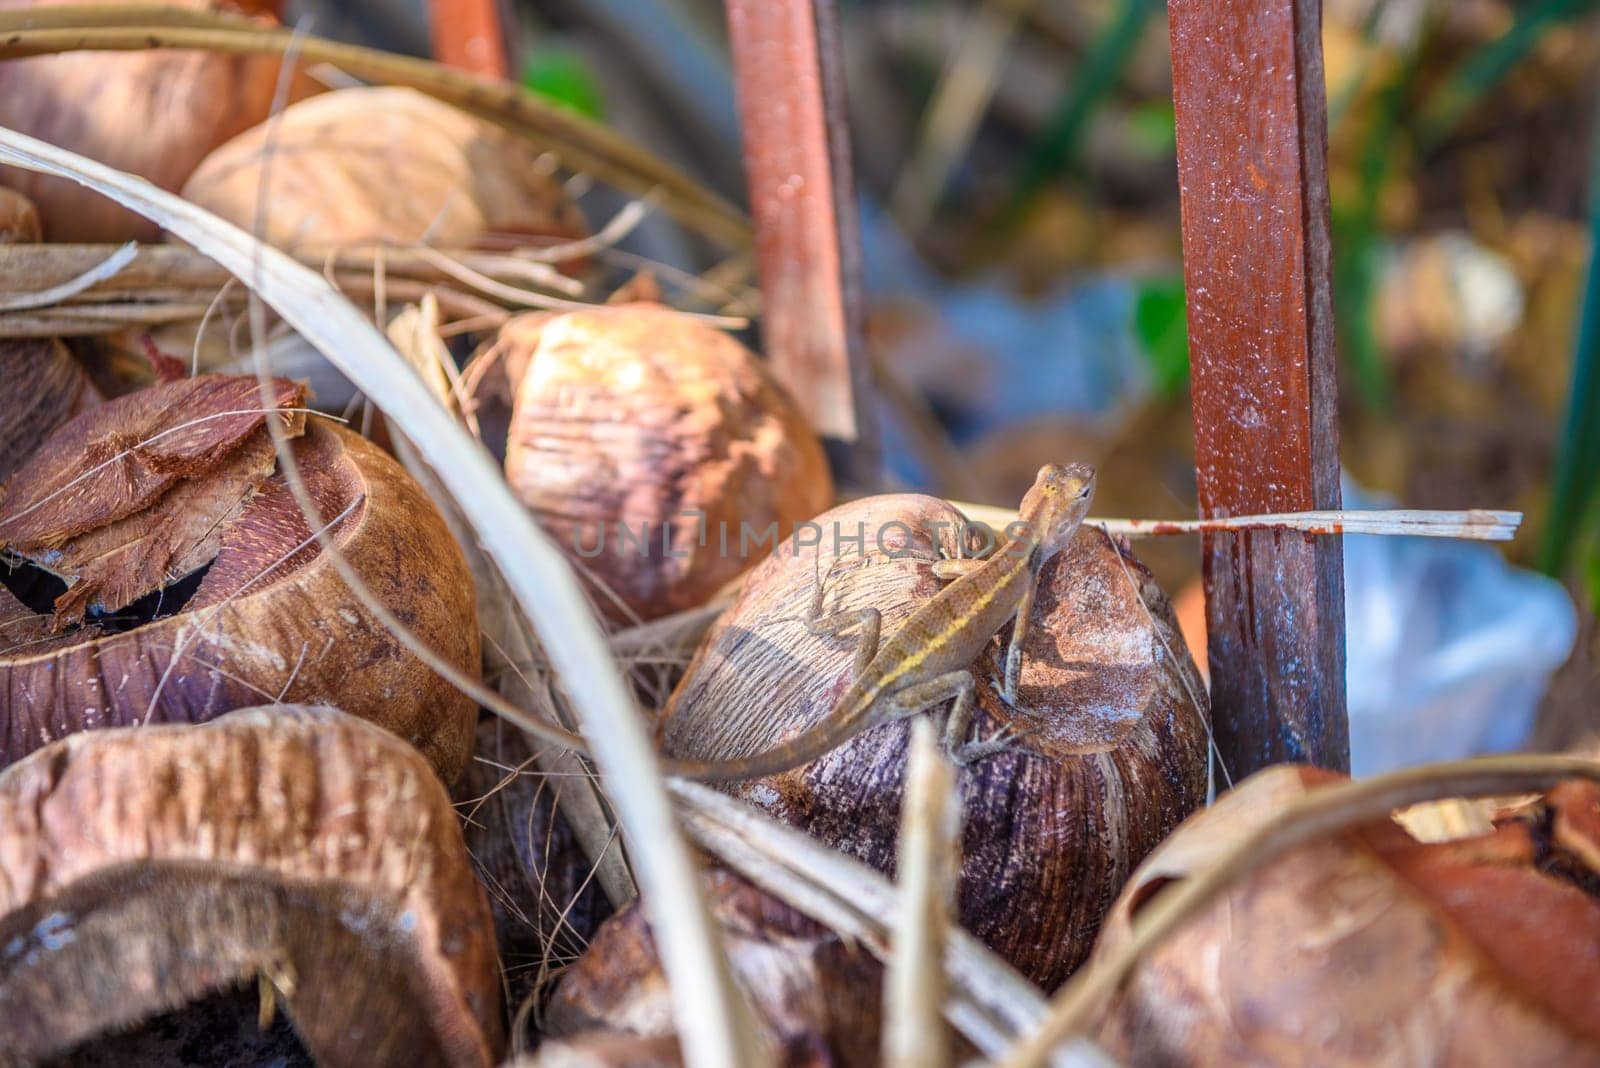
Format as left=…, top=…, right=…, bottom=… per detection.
left=0, top=0, right=315, bottom=243
left=545, top=867, right=883, bottom=1066
left=0, top=704, right=503, bottom=1066
left=660, top=493, right=1211, bottom=989
left=181, top=86, right=589, bottom=251
left=1092, top=765, right=1600, bottom=1066
left=488, top=303, right=834, bottom=622
left=0, top=374, right=479, bottom=782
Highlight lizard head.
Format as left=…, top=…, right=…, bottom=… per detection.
left=1016, top=462, right=1096, bottom=558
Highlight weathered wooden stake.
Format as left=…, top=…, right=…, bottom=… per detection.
left=1169, top=0, right=1350, bottom=773
left=725, top=0, right=880, bottom=488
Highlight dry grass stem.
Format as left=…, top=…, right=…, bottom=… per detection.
left=884, top=721, right=959, bottom=1068
left=957, top=502, right=1522, bottom=541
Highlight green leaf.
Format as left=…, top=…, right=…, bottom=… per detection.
left=521, top=47, right=606, bottom=120
left=1133, top=275, right=1189, bottom=399
left=1124, top=99, right=1177, bottom=158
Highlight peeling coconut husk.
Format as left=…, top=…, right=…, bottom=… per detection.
left=456, top=716, right=614, bottom=1015
left=0, top=0, right=314, bottom=243
left=1093, top=765, right=1600, bottom=1066
left=0, top=373, right=479, bottom=781
left=660, top=494, right=1211, bottom=989
left=0, top=704, right=503, bottom=1066
left=0, top=338, right=98, bottom=483
left=0, top=186, right=40, bottom=242
left=181, top=86, right=589, bottom=251
left=478, top=303, right=834, bottom=623
left=545, top=867, right=884, bottom=1066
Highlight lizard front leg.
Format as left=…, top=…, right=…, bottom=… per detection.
left=880, top=671, right=1024, bottom=766
left=997, top=572, right=1039, bottom=707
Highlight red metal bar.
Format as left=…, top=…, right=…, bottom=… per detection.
left=725, top=0, right=878, bottom=486
left=1169, top=0, right=1349, bottom=773
left=428, top=0, right=509, bottom=81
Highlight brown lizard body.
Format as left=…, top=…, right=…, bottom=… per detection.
left=666, top=462, right=1097, bottom=782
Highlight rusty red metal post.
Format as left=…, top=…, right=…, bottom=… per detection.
left=1169, top=0, right=1349, bottom=773
left=428, top=0, right=509, bottom=81
left=725, top=0, right=879, bottom=488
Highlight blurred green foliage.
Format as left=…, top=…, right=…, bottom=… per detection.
left=1541, top=109, right=1600, bottom=603
left=1002, top=0, right=1159, bottom=230
left=1133, top=274, right=1188, bottom=400
left=521, top=47, right=606, bottom=119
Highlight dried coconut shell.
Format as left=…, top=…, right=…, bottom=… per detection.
left=488, top=303, right=834, bottom=622
left=545, top=867, right=883, bottom=1066
left=0, top=704, right=503, bottom=1066
left=660, top=493, right=1211, bottom=988
left=1093, top=765, right=1600, bottom=1066
left=181, top=86, right=589, bottom=250
left=0, top=375, right=480, bottom=782
left=0, top=338, right=97, bottom=484
left=0, top=0, right=315, bottom=243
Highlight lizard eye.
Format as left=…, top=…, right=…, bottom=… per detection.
left=1077, top=485, right=1092, bottom=500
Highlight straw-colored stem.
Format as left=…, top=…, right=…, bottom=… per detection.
left=955, top=502, right=1522, bottom=541
left=884, top=721, right=959, bottom=1068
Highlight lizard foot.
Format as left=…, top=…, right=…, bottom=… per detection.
left=986, top=673, right=1038, bottom=716
left=950, top=723, right=1031, bottom=766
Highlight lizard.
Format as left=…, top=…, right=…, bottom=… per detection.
left=477, top=463, right=1095, bottom=782
left=665, top=461, right=1097, bottom=782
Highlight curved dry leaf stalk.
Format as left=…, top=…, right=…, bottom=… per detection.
left=0, top=125, right=760, bottom=1068
left=387, top=301, right=637, bottom=910
left=0, top=5, right=749, bottom=248
left=999, top=754, right=1600, bottom=1068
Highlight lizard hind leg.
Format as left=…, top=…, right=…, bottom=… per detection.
left=881, top=671, right=1025, bottom=766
